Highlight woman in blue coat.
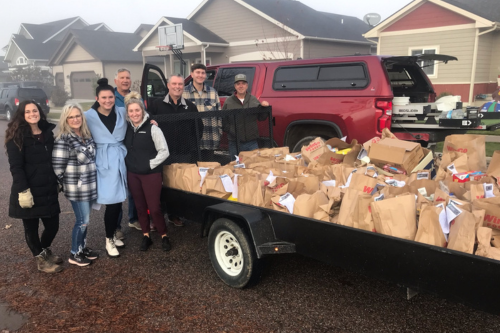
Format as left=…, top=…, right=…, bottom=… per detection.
left=84, top=78, right=127, bottom=257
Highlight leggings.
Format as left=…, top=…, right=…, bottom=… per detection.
left=104, top=203, right=122, bottom=238
left=22, top=215, right=60, bottom=256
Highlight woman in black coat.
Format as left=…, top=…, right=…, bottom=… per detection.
left=5, top=100, right=63, bottom=273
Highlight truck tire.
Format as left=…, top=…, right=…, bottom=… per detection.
left=208, top=218, right=261, bottom=288
left=5, top=106, right=12, bottom=122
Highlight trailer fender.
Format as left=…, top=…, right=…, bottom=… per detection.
left=202, top=202, right=295, bottom=258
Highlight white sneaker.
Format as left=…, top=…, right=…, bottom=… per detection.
left=113, top=234, right=125, bottom=248
left=106, top=238, right=120, bottom=257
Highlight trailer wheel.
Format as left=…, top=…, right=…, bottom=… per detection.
left=208, top=218, right=260, bottom=288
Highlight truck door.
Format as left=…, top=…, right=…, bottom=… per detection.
left=140, top=63, right=168, bottom=111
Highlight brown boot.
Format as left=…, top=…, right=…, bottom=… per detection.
left=36, top=250, right=63, bottom=273
left=43, top=247, right=63, bottom=265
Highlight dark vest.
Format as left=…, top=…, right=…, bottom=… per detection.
left=124, top=122, right=162, bottom=174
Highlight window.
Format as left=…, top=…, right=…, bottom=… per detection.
left=146, top=69, right=167, bottom=98
left=410, top=47, right=438, bottom=77
left=174, top=60, right=189, bottom=78
left=273, top=63, right=369, bottom=90
left=0, top=89, right=6, bottom=98
left=195, top=58, right=212, bottom=66
left=214, top=67, right=256, bottom=97
left=16, top=57, right=27, bottom=65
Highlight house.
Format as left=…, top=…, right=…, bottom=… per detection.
left=48, top=30, right=144, bottom=99
left=3, top=17, right=112, bottom=72
left=364, top=0, right=500, bottom=104
left=134, top=0, right=374, bottom=77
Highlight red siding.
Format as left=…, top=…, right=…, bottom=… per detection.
left=473, top=83, right=498, bottom=98
left=383, top=2, right=474, bottom=32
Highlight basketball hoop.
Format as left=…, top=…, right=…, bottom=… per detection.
left=156, top=45, right=172, bottom=52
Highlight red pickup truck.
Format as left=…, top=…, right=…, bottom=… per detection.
left=142, top=54, right=457, bottom=151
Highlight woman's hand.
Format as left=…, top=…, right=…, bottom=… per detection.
left=19, top=189, right=34, bottom=208
left=261, top=101, right=270, bottom=107
left=150, top=119, right=158, bottom=126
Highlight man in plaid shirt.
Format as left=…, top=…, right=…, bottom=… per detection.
left=182, top=64, right=221, bottom=161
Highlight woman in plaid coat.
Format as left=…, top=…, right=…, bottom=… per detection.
left=52, top=104, right=99, bottom=267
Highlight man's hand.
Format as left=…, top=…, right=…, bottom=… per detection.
left=261, top=101, right=270, bottom=107
left=150, top=119, right=158, bottom=126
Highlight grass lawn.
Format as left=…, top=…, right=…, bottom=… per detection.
left=79, top=102, right=94, bottom=111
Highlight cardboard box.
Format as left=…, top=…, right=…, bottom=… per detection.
left=411, top=148, right=435, bottom=178
left=368, top=139, right=424, bottom=173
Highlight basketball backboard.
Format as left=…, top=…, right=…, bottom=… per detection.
left=158, top=24, right=184, bottom=50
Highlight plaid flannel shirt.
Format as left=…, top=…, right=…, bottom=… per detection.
left=183, top=83, right=222, bottom=150
left=52, top=133, right=97, bottom=202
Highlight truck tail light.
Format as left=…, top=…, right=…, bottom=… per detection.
left=428, top=92, right=436, bottom=103
left=375, top=99, right=393, bottom=132
left=15, top=98, right=19, bottom=106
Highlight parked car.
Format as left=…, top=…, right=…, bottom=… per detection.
left=142, top=54, right=456, bottom=151
left=0, top=86, right=50, bottom=121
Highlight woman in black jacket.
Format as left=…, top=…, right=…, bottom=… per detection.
left=5, top=100, right=62, bottom=273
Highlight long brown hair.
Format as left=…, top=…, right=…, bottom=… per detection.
left=5, top=100, right=47, bottom=150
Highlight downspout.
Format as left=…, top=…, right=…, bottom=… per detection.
left=202, top=44, right=210, bottom=65
left=469, top=24, right=498, bottom=104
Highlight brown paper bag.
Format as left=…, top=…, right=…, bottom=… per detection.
left=434, top=188, right=449, bottom=204
left=178, top=164, right=202, bottom=193
left=476, top=227, right=500, bottom=260
left=443, top=134, right=486, bottom=172
left=348, top=173, right=378, bottom=195
left=487, top=151, right=500, bottom=185
left=415, top=206, right=447, bottom=247
left=472, top=209, right=486, bottom=234
left=470, top=183, right=485, bottom=202
left=352, top=193, right=376, bottom=232
left=492, top=229, right=500, bottom=248
left=301, top=137, right=326, bottom=164
left=162, top=163, right=193, bottom=189
left=318, top=138, right=362, bottom=167
left=473, top=197, right=500, bottom=230
left=381, top=185, right=411, bottom=198
left=238, top=174, right=265, bottom=207
left=370, top=195, right=417, bottom=240
left=447, top=210, right=476, bottom=254
left=293, top=175, right=320, bottom=194
left=294, top=191, right=330, bottom=221
left=212, top=166, right=234, bottom=178
left=408, top=170, right=431, bottom=184
left=382, top=128, right=397, bottom=139
left=197, top=162, right=221, bottom=168
left=259, top=147, right=290, bottom=158
left=319, top=184, right=343, bottom=217
left=201, top=175, right=231, bottom=199
left=338, top=189, right=369, bottom=227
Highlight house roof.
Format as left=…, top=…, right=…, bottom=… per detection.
left=241, top=0, right=370, bottom=42
left=51, top=29, right=143, bottom=64
left=20, top=24, right=54, bottom=40
left=164, top=17, right=227, bottom=44
left=11, top=35, right=60, bottom=60
left=442, top=0, right=500, bottom=22
left=134, top=24, right=154, bottom=35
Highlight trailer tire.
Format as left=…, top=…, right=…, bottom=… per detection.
left=208, top=218, right=261, bottom=288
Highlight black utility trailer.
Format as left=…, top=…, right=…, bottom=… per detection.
left=150, top=103, right=499, bottom=315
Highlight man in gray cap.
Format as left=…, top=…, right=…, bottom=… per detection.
left=222, top=74, right=269, bottom=158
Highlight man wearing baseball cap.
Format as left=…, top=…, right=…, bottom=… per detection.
left=222, top=74, right=270, bottom=158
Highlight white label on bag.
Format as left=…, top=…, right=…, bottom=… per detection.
left=220, top=174, right=233, bottom=192
left=232, top=174, right=240, bottom=199
left=322, top=180, right=336, bottom=187
left=199, top=167, right=209, bottom=187
left=234, top=156, right=240, bottom=163
left=279, top=192, right=296, bottom=214
left=341, top=136, right=347, bottom=142
left=447, top=164, right=458, bottom=175
left=266, top=171, right=277, bottom=185
left=418, top=187, right=428, bottom=197
left=374, top=193, right=384, bottom=201
left=435, top=203, right=449, bottom=240
left=417, top=172, right=430, bottom=180
left=449, top=199, right=463, bottom=206
left=234, top=163, right=246, bottom=169
left=484, top=183, right=495, bottom=198
left=284, top=154, right=297, bottom=161
left=357, top=148, right=368, bottom=160
left=366, top=166, right=378, bottom=178
left=446, top=201, right=462, bottom=226
left=385, top=179, right=406, bottom=187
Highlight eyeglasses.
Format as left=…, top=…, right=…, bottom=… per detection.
left=67, top=115, right=82, bottom=121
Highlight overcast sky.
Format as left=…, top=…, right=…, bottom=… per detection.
left=1, top=0, right=413, bottom=53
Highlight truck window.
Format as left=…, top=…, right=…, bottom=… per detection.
left=273, top=63, right=369, bottom=90
left=146, top=69, right=167, bottom=98
left=214, top=67, right=255, bottom=97
left=0, top=90, right=6, bottom=98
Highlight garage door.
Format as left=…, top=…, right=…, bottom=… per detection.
left=70, top=71, right=96, bottom=99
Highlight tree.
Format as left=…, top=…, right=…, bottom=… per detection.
left=254, top=22, right=300, bottom=61
left=9, top=66, right=54, bottom=89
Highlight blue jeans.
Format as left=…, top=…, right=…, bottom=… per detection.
left=70, top=200, right=92, bottom=254
left=229, top=140, right=259, bottom=161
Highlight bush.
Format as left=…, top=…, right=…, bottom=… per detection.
left=51, top=87, right=70, bottom=107
left=437, top=91, right=452, bottom=99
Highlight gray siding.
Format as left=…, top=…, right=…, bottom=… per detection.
left=65, top=44, right=95, bottom=62
left=303, top=40, right=371, bottom=59
left=192, top=0, right=294, bottom=42
left=379, top=28, right=476, bottom=83
left=476, top=32, right=494, bottom=83
left=489, top=32, right=500, bottom=83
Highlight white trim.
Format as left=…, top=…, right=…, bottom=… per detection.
left=43, top=17, right=86, bottom=43
left=234, top=0, right=305, bottom=39
left=231, top=37, right=299, bottom=46
left=304, top=36, right=374, bottom=45
left=6, top=40, right=29, bottom=62
left=379, top=23, right=476, bottom=37
left=364, top=0, right=494, bottom=38
left=18, top=24, right=34, bottom=39
left=469, top=28, right=479, bottom=104
left=93, top=23, right=113, bottom=32
left=408, top=45, right=439, bottom=78
left=300, top=40, right=304, bottom=59
left=187, top=0, right=209, bottom=20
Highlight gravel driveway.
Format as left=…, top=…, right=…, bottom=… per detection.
left=0, top=121, right=499, bottom=332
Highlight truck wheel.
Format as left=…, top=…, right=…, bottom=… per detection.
left=5, top=107, right=12, bottom=122
left=208, top=218, right=261, bottom=288
left=292, top=136, right=320, bottom=153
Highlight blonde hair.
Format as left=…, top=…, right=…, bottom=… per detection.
left=55, top=104, right=92, bottom=140
left=124, top=91, right=146, bottom=122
